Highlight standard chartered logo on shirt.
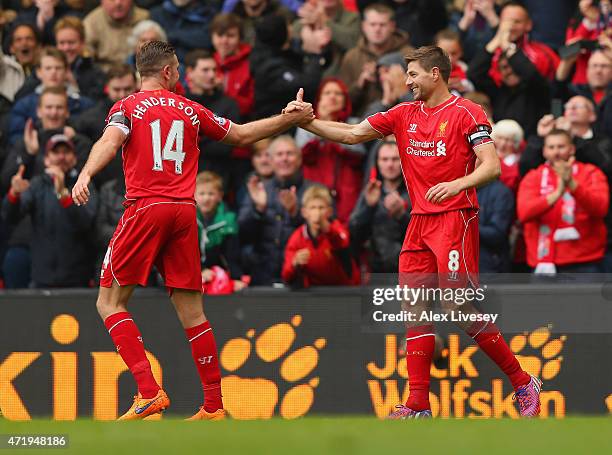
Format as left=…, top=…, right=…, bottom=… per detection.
left=406, top=139, right=447, bottom=157
left=436, top=140, right=446, bottom=156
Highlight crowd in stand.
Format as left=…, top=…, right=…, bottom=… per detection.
left=0, top=0, right=611, bottom=291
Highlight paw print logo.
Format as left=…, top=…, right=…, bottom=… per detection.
left=509, top=326, right=565, bottom=380
left=219, top=315, right=326, bottom=419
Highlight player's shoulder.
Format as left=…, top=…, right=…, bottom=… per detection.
left=451, top=96, right=489, bottom=125
left=170, top=91, right=205, bottom=110
left=110, top=93, right=139, bottom=112
left=386, top=101, right=421, bottom=114
left=452, top=97, right=486, bottom=116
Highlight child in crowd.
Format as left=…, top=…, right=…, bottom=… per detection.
left=282, top=185, right=359, bottom=288
left=195, top=171, right=247, bottom=293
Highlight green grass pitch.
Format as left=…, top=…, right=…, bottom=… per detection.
left=2, top=417, right=611, bottom=454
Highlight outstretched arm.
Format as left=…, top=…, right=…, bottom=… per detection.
left=72, top=126, right=126, bottom=205
left=222, top=89, right=314, bottom=146
left=301, top=118, right=383, bottom=145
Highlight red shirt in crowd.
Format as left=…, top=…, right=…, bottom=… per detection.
left=517, top=161, right=609, bottom=267
left=214, top=43, right=255, bottom=118
left=367, top=95, right=492, bottom=214
left=107, top=89, right=231, bottom=200
left=489, top=36, right=559, bottom=85
left=282, top=220, right=360, bottom=287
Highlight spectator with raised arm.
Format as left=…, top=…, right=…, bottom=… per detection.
left=517, top=129, right=608, bottom=275
left=451, top=0, right=499, bottom=62
left=291, top=0, right=360, bottom=77
left=250, top=13, right=324, bottom=119
left=349, top=139, right=410, bottom=273
left=238, top=135, right=313, bottom=285
left=295, top=77, right=365, bottom=223
left=1, top=134, right=98, bottom=287
left=339, top=3, right=410, bottom=116
left=282, top=184, right=359, bottom=287
left=468, top=15, right=551, bottom=134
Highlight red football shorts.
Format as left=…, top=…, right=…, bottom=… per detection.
left=398, top=208, right=479, bottom=288
left=100, top=197, right=201, bottom=291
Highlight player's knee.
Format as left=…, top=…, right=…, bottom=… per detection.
left=96, top=292, right=126, bottom=319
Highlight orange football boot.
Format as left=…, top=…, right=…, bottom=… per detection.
left=118, top=389, right=170, bottom=421
left=185, top=407, right=226, bottom=421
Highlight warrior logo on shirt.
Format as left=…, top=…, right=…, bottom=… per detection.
left=437, top=120, right=448, bottom=138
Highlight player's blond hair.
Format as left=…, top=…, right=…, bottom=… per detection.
left=196, top=171, right=223, bottom=193
left=302, top=185, right=332, bottom=207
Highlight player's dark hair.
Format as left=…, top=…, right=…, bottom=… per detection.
left=404, top=46, right=452, bottom=83
left=184, top=49, right=214, bottom=70
left=38, top=86, right=68, bottom=106
left=545, top=129, right=573, bottom=145
left=136, top=40, right=176, bottom=78
left=210, top=13, right=243, bottom=39
left=105, top=63, right=136, bottom=84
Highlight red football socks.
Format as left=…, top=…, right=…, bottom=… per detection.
left=104, top=312, right=160, bottom=399
left=185, top=320, right=223, bottom=412
left=404, top=324, right=435, bottom=411
left=467, top=321, right=530, bottom=390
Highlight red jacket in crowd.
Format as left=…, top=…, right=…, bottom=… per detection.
left=302, top=139, right=363, bottom=223
left=500, top=157, right=521, bottom=194
left=489, top=36, right=560, bottom=85
left=282, top=220, right=360, bottom=287
left=214, top=43, right=254, bottom=118
left=565, top=19, right=600, bottom=86
left=301, top=77, right=363, bottom=223
left=517, top=161, right=609, bottom=267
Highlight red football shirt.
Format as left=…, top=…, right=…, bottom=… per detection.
left=367, top=95, right=493, bottom=214
left=106, top=89, right=232, bottom=200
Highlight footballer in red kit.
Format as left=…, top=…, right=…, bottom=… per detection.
left=367, top=94, right=492, bottom=288
left=72, top=41, right=314, bottom=421
left=99, top=91, right=231, bottom=290
left=292, top=45, right=542, bottom=419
